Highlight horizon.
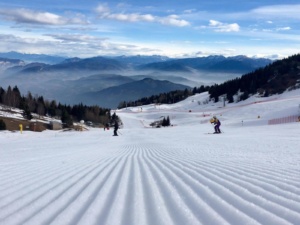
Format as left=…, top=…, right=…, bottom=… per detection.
left=0, top=1, right=300, bottom=60
left=0, top=50, right=280, bottom=60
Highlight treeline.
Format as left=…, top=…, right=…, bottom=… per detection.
left=0, top=85, right=111, bottom=127
left=209, top=54, right=300, bottom=102
left=118, top=85, right=210, bottom=108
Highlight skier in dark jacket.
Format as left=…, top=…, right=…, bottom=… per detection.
left=113, top=121, right=119, bottom=136
left=210, top=116, right=221, bottom=133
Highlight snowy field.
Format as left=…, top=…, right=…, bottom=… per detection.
left=1, top=90, right=300, bottom=225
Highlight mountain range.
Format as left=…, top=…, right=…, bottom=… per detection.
left=77, top=78, right=189, bottom=107
left=137, top=55, right=272, bottom=73
left=0, top=51, right=66, bottom=64
left=0, top=57, right=25, bottom=72
left=0, top=52, right=273, bottom=108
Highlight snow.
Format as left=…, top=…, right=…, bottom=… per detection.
left=1, top=90, right=300, bottom=225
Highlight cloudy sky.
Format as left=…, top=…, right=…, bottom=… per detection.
left=0, top=0, right=300, bottom=59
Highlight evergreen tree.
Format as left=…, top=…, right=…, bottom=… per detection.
left=36, top=96, right=46, bottom=117
left=240, top=91, right=249, bottom=101
left=264, top=89, right=269, bottom=97
left=0, top=87, right=4, bottom=103
left=24, top=107, right=33, bottom=120
left=227, top=94, right=234, bottom=103
left=12, top=86, right=21, bottom=108
left=166, top=116, right=170, bottom=126
left=3, top=86, right=12, bottom=107
left=26, top=92, right=36, bottom=112
left=162, top=116, right=171, bottom=127
left=47, top=100, right=57, bottom=117
left=61, top=109, right=73, bottom=128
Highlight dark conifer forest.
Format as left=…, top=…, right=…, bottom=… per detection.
left=208, top=54, right=300, bottom=102
left=0, top=85, right=111, bottom=126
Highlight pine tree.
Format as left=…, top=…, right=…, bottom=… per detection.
left=48, top=100, right=57, bottom=117
left=23, top=104, right=33, bottom=120
left=61, top=109, right=73, bottom=128
left=166, top=116, right=170, bottom=126
left=227, top=94, right=234, bottom=103
left=161, top=116, right=171, bottom=127
left=162, top=117, right=167, bottom=127
left=0, top=87, right=4, bottom=103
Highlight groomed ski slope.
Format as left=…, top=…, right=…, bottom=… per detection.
left=1, top=90, right=300, bottom=225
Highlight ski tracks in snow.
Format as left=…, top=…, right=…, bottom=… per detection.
left=0, top=129, right=300, bottom=225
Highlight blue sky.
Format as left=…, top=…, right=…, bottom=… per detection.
left=0, top=0, right=300, bottom=59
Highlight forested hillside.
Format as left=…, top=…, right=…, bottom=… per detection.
left=209, top=54, right=300, bottom=102
left=0, top=86, right=111, bottom=127
left=120, top=54, right=300, bottom=108
left=118, top=85, right=210, bottom=108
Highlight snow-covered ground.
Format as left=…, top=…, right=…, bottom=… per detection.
left=1, top=90, right=300, bottom=225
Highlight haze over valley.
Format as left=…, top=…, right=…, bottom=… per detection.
left=0, top=53, right=272, bottom=108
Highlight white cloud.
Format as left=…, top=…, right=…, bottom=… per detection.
left=0, top=8, right=88, bottom=25
left=45, top=34, right=108, bottom=43
left=209, top=20, right=221, bottom=27
left=107, top=13, right=155, bottom=23
left=96, top=4, right=110, bottom=14
left=251, top=4, right=300, bottom=19
left=183, top=9, right=196, bottom=14
left=95, top=3, right=190, bottom=27
left=209, top=20, right=240, bottom=32
left=256, top=26, right=291, bottom=33
left=0, top=33, right=163, bottom=57
left=276, top=27, right=291, bottom=31
left=159, top=15, right=190, bottom=27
